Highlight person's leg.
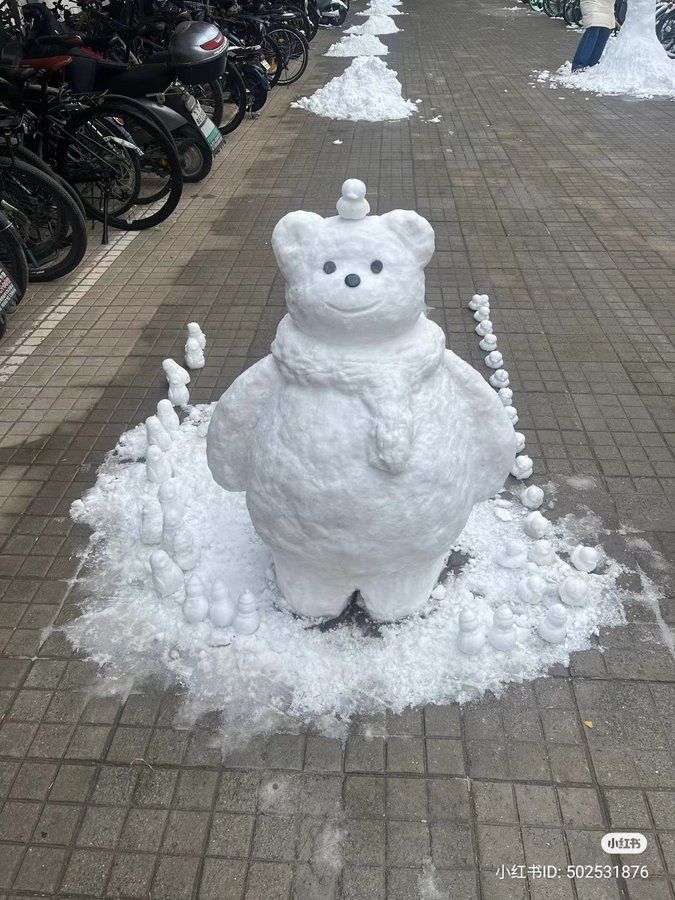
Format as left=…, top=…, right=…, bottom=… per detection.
left=572, top=26, right=601, bottom=70
left=587, top=26, right=611, bottom=66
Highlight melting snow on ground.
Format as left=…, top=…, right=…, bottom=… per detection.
left=539, top=0, right=675, bottom=98
left=293, top=56, right=416, bottom=121
left=325, top=33, right=389, bottom=57
left=345, top=13, right=400, bottom=34
left=65, top=404, right=639, bottom=751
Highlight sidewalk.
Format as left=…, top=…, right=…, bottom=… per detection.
left=0, top=0, right=674, bottom=897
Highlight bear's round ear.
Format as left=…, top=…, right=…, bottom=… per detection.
left=272, top=211, right=324, bottom=279
left=380, top=209, right=435, bottom=267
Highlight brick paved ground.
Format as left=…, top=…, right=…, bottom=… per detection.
left=1, top=0, right=674, bottom=897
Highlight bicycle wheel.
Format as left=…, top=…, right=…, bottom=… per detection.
left=266, top=26, right=309, bottom=86
left=0, top=210, right=28, bottom=310
left=0, top=144, right=87, bottom=218
left=220, top=61, right=248, bottom=135
left=189, top=80, right=225, bottom=128
left=261, top=38, right=284, bottom=88
left=0, top=158, right=87, bottom=283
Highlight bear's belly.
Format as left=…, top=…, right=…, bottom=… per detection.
left=246, top=370, right=479, bottom=572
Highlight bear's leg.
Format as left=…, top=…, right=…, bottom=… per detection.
left=273, top=551, right=353, bottom=619
left=358, top=554, right=447, bottom=622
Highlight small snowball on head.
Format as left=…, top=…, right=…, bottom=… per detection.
left=337, top=178, right=370, bottom=220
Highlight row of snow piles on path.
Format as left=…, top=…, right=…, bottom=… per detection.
left=293, top=0, right=416, bottom=121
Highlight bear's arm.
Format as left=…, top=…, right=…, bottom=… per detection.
left=206, top=355, right=280, bottom=492
left=443, top=349, right=517, bottom=501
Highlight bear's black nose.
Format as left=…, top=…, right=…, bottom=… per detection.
left=344, top=274, right=360, bottom=288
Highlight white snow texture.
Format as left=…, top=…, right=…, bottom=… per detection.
left=325, top=33, right=389, bottom=57
left=345, top=13, right=400, bottom=34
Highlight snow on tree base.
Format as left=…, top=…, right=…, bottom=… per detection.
left=62, top=403, right=650, bottom=753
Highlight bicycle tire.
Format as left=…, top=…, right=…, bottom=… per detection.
left=0, top=158, right=87, bottom=282
left=190, top=80, right=225, bottom=128
left=219, top=61, right=248, bottom=135
left=261, top=38, right=284, bottom=88
left=0, top=144, right=87, bottom=218
left=173, top=126, right=213, bottom=183
left=266, top=25, right=309, bottom=85
left=0, top=210, right=28, bottom=306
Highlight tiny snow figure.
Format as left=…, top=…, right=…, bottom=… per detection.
left=517, top=574, right=546, bottom=605
left=140, top=497, right=163, bottom=545
left=514, top=432, right=526, bottom=452
left=479, top=334, right=498, bottom=352
left=538, top=603, right=567, bottom=644
left=146, top=415, right=172, bottom=452
left=172, top=528, right=200, bottom=571
left=183, top=573, right=209, bottom=624
left=162, top=359, right=190, bottom=406
left=157, top=399, right=180, bottom=434
left=146, top=446, right=172, bottom=484
left=489, top=369, right=509, bottom=389
left=209, top=579, right=236, bottom=628
left=529, top=539, right=556, bottom=566
left=520, top=485, right=544, bottom=510
left=187, top=322, right=206, bottom=350
left=431, top=582, right=446, bottom=600
left=485, top=350, right=504, bottom=369
left=475, top=319, right=493, bottom=337
left=570, top=545, right=599, bottom=573
left=150, top=549, right=185, bottom=603
left=504, top=406, right=519, bottom=426
left=558, top=575, right=588, bottom=608
left=457, top=608, right=485, bottom=655
left=233, top=590, right=260, bottom=635
left=162, top=503, right=183, bottom=553
left=468, top=293, right=489, bottom=310
left=185, top=335, right=205, bottom=370
left=488, top=604, right=517, bottom=652
left=511, top=455, right=533, bottom=480
left=497, top=539, right=528, bottom=569
left=473, top=305, right=490, bottom=322
left=158, top=478, right=178, bottom=509
left=523, top=511, right=550, bottom=540
left=497, top=387, right=513, bottom=406
left=206, top=179, right=516, bottom=621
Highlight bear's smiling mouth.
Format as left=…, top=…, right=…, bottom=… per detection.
left=324, top=298, right=381, bottom=314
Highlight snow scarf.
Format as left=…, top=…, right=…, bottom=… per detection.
left=271, top=314, right=446, bottom=474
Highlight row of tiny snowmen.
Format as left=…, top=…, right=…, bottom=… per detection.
left=160, top=323, right=207, bottom=408
left=468, top=294, right=532, bottom=481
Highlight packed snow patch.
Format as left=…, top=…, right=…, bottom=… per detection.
left=325, top=33, right=389, bottom=57
left=293, top=56, right=416, bottom=122
left=65, top=405, right=638, bottom=751
left=345, top=13, right=400, bottom=34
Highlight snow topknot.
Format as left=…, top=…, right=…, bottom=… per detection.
left=337, top=178, right=370, bottom=220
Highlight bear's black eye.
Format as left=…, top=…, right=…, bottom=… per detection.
left=323, top=261, right=336, bottom=274
left=371, top=260, right=383, bottom=273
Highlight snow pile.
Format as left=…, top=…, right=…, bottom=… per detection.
left=293, top=56, right=416, bottom=121
left=357, top=0, right=405, bottom=16
left=540, top=0, right=675, bottom=98
left=65, top=404, right=636, bottom=751
left=325, top=33, right=389, bottom=57
left=345, top=13, right=400, bottom=34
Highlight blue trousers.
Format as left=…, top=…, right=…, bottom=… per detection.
left=572, top=26, right=611, bottom=70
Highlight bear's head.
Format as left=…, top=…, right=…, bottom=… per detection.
left=272, top=180, right=435, bottom=344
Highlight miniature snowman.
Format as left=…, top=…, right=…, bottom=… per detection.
left=558, top=575, right=588, bottom=608
left=504, top=406, right=519, bottom=426
left=468, top=293, right=489, bottom=310
left=475, top=319, right=493, bottom=337
left=146, top=415, right=173, bottom=452
left=523, top=511, right=550, bottom=540
left=497, top=539, right=528, bottom=569
left=520, top=485, right=544, bottom=510
left=206, top=180, right=517, bottom=621
left=162, top=503, right=183, bottom=553
left=233, top=590, right=260, bottom=635
left=488, top=604, right=517, bottom=652
left=183, top=573, right=209, bottom=624
left=146, top=446, right=172, bottom=484
left=479, top=334, right=498, bottom=353
left=529, top=539, right=557, bottom=566
left=485, top=350, right=504, bottom=369
left=187, top=322, right=206, bottom=350
left=497, top=387, right=512, bottom=406
left=511, top=455, right=533, bottom=480
left=184, top=323, right=206, bottom=370
left=209, top=579, right=236, bottom=628
left=517, top=574, right=546, bottom=605
left=172, top=527, right=200, bottom=571
left=538, top=603, right=567, bottom=644
left=570, top=545, right=599, bottom=573
left=150, top=550, right=185, bottom=604
left=473, top=305, right=490, bottom=322
left=157, top=399, right=180, bottom=434
left=514, top=432, right=526, bottom=452
left=141, top=497, right=163, bottom=545
left=457, top=608, right=485, bottom=655
left=489, top=369, right=509, bottom=389
left=163, top=359, right=190, bottom=406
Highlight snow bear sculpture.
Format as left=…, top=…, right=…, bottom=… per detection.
left=207, top=180, right=516, bottom=621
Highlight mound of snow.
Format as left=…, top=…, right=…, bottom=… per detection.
left=345, top=13, right=400, bottom=34
left=357, top=2, right=405, bottom=16
left=540, top=0, right=675, bottom=98
left=293, top=56, right=416, bottom=121
left=325, top=34, right=389, bottom=57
